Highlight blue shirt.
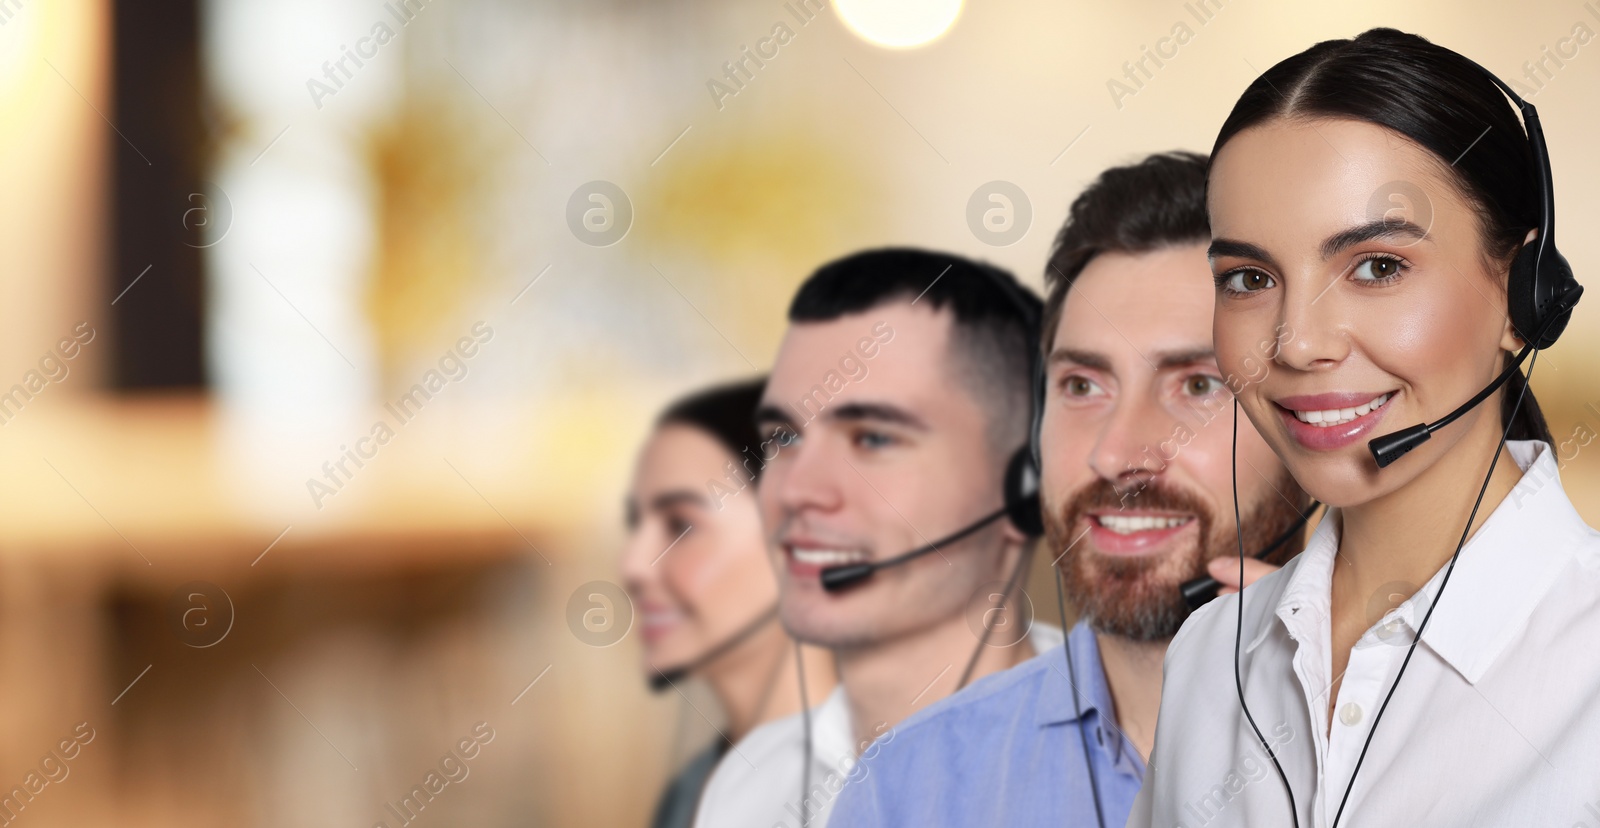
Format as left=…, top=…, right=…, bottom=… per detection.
left=828, top=622, right=1144, bottom=828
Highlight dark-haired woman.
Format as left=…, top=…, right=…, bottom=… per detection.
left=620, top=379, right=835, bottom=828
left=1130, top=29, right=1600, bottom=826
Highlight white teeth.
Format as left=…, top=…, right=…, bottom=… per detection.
left=790, top=547, right=867, bottom=565
left=1292, top=393, right=1392, bottom=427
left=643, top=611, right=681, bottom=627
left=1095, top=515, right=1191, bottom=535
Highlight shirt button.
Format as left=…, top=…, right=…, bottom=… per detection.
left=1339, top=703, right=1363, bottom=726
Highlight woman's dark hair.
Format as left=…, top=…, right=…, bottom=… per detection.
left=657, top=377, right=769, bottom=482
left=1211, top=27, right=1553, bottom=445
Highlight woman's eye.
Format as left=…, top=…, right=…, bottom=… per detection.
left=1183, top=375, right=1225, bottom=397
left=664, top=514, right=692, bottom=537
left=1220, top=269, right=1275, bottom=293
left=1353, top=256, right=1405, bottom=282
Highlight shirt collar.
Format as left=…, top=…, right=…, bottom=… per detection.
left=1245, top=504, right=1339, bottom=655
left=812, top=685, right=854, bottom=765
left=1038, top=621, right=1147, bottom=775
left=1404, top=440, right=1583, bottom=683
left=1036, top=621, right=1114, bottom=728
left=1249, top=440, right=1584, bottom=685
left=825, top=625, right=1064, bottom=763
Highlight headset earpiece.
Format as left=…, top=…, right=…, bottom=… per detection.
left=1003, top=447, right=1044, bottom=537
left=1507, top=239, right=1580, bottom=350
left=1012, top=330, right=1049, bottom=538
left=984, top=269, right=1047, bottom=539
left=1471, top=67, right=1582, bottom=352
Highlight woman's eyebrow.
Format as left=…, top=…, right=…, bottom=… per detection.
left=650, top=489, right=708, bottom=512
left=1208, top=238, right=1278, bottom=269
left=1209, top=220, right=1430, bottom=268
left=1320, top=219, right=1429, bottom=259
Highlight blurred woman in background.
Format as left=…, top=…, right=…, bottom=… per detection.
left=621, top=378, right=836, bottom=828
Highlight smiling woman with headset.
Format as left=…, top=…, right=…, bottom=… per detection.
left=1128, top=29, right=1596, bottom=827
left=620, top=378, right=836, bottom=828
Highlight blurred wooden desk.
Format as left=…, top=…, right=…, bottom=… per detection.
left=0, top=392, right=578, bottom=826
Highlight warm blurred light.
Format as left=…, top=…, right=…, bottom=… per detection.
left=0, top=2, right=57, bottom=143
left=835, top=0, right=962, bottom=49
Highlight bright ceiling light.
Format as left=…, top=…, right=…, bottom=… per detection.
left=835, top=0, right=963, bottom=49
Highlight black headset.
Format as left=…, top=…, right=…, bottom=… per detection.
left=799, top=264, right=1046, bottom=823
left=995, top=265, right=1117, bottom=828
left=957, top=266, right=1115, bottom=827
left=1013, top=278, right=1109, bottom=828
left=1025, top=242, right=1325, bottom=828
left=1177, top=500, right=1322, bottom=610
left=989, top=270, right=1048, bottom=537
left=1233, top=55, right=1583, bottom=828
left=817, top=271, right=1044, bottom=592
left=648, top=605, right=780, bottom=692
left=1366, top=61, right=1582, bottom=468
left=1483, top=66, right=1583, bottom=352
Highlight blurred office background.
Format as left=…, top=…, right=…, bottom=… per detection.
left=0, top=0, right=1596, bottom=824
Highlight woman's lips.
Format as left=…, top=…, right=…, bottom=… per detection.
left=639, top=606, right=682, bottom=644
left=1274, top=391, right=1397, bottom=452
left=1084, top=512, right=1196, bottom=556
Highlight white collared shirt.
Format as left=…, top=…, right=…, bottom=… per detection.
left=1128, top=440, right=1600, bottom=828
left=693, top=623, right=1065, bottom=828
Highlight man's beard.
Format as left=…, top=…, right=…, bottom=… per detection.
left=1044, top=473, right=1305, bottom=642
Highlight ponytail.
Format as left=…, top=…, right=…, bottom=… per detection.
left=1501, top=356, right=1554, bottom=445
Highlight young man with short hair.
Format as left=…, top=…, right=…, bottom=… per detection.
left=692, top=248, right=1061, bottom=828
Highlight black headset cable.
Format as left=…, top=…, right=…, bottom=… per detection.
left=1329, top=349, right=1539, bottom=827
left=1054, top=564, right=1106, bottom=828
left=1231, top=397, right=1300, bottom=828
